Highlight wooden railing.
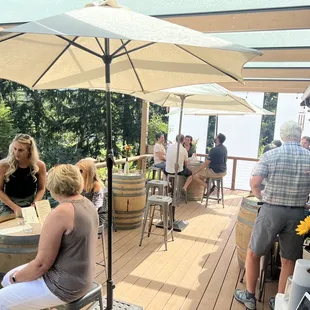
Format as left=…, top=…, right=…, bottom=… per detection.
left=95, top=154, right=153, bottom=170
left=196, top=153, right=259, bottom=190
left=94, top=153, right=259, bottom=191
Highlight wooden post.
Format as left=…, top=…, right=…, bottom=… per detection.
left=231, top=158, right=238, bottom=190
left=138, top=100, right=149, bottom=172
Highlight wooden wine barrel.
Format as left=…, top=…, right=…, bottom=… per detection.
left=0, top=219, right=40, bottom=280
left=236, top=196, right=263, bottom=269
left=187, top=160, right=205, bottom=201
left=112, top=174, right=146, bottom=230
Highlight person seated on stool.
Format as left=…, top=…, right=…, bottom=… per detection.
left=0, top=134, right=46, bottom=223
left=183, top=135, right=196, bottom=158
left=0, top=164, right=99, bottom=309
left=76, top=158, right=107, bottom=226
left=182, top=133, right=227, bottom=193
left=164, top=134, right=192, bottom=182
left=153, top=133, right=166, bottom=170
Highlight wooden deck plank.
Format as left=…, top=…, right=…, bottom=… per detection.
left=180, top=192, right=242, bottom=310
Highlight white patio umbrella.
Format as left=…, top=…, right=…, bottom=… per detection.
left=127, top=84, right=272, bottom=207
left=0, top=1, right=261, bottom=308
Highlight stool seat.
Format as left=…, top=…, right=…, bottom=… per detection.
left=148, top=195, right=172, bottom=204
left=148, top=180, right=168, bottom=186
left=55, top=282, right=103, bottom=309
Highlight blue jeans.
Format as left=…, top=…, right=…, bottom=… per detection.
left=154, top=162, right=166, bottom=169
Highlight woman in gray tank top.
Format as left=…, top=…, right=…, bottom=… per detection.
left=0, top=164, right=99, bottom=309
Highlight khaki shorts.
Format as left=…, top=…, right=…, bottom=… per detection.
left=198, top=168, right=226, bottom=179
left=249, top=203, right=304, bottom=261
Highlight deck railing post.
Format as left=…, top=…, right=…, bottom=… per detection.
left=231, top=159, right=238, bottom=190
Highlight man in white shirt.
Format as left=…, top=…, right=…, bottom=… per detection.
left=153, top=133, right=166, bottom=169
left=165, top=134, right=192, bottom=178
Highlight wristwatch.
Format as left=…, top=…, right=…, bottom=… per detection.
left=12, top=273, right=17, bottom=283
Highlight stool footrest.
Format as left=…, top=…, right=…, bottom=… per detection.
left=156, top=219, right=188, bottom=232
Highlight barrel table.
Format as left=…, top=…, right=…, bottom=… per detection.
left=112, top=173, right=146, bottom=230
left=187, top=160, right=205, bottom=201
left=236, top=196, right=262, bottom=269
left=0, top=219, right=41, bottom=280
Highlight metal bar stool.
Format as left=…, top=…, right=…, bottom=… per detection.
left=146, top=180, right=168, bottom=200
left=139, top=195, right=174, bottom=251
left=55, top=282, right=103, bottom=309
left=96, top=224, right=108, bottom=279
left=147, top=166, right=163, bottom=180
left=203, top=177, right=224, bottom=208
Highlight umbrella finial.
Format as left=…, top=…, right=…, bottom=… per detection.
left=85, top=0, right=124, bottom=8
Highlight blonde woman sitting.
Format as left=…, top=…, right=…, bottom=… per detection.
left=0, top=164, right=99, bottom=308
left=76, top=158, right=107, bottom=225
left=0, top=134, right=46, bottom=222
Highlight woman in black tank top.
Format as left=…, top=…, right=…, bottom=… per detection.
left=0, top=134, right=46, bottom=221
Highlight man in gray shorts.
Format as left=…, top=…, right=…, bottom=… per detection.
left=234, top=121, right=310, bottom=310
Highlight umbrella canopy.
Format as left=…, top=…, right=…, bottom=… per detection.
left=0, top=2, right=261, bottom=91
left=0, top=1, right=261, bottom=309
left=128, top=84, right=264, bottom=113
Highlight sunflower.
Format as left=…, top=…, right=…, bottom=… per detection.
left=296, top=218, right=310, bottom=236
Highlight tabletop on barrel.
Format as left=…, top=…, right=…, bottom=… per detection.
left=0, top=219, right=41, bottom=237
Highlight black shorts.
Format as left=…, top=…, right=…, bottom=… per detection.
left=164, top=167, right=192, bottom=177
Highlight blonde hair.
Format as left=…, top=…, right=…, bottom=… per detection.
left=0, top=134, right=40, bottom=182
left=76, top=159, right=103, bottom=193
left=47, top=164, right=83, bottom=196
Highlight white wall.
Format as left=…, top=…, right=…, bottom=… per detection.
left=217, top=92, right=264, bottom=158
left=168, top=107, right=209, bottom=154
left=274, top=93, right=303, bottom=140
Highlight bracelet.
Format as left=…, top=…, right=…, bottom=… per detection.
left=12, top=273, right=17, bottom=283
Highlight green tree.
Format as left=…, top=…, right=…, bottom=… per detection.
left=0, top=97, right=16, bottom=158
left=258, top=93, right=278, bottom=155
left=147, top=114, right=169, bottom=145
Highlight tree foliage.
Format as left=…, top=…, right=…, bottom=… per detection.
left=0, top=80, right=167, bottom=168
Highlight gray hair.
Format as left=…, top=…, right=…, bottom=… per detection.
left=280, top=121, right=302, bottom=142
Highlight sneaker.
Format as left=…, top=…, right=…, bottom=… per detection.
left=269, top=297, right=275, bottom=310
left=234, top=289, right=257, bottom=310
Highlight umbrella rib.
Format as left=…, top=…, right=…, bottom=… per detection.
left=175, top=45, right=239, bottom=83
left=121, top=40, right=145, bottom=92
left=111, top=40, right=131, bottom=58
left=56, top=35, right=103, bottom=59
left=225, top=93, right=256, bottom=112
left=0, top=32, right=24, bottom=43
left=113, top=42, right=156, bottom=59
left=32, top=36, right=79, bottom=88
left=95, top=37, right=105, bottom=56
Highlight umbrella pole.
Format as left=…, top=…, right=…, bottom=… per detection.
left=104, top=38, right=114, bottom=310
left=170, top=95, right=188, bottom=232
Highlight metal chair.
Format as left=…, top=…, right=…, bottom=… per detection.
left=55, top=282, right=103, bottom=309
left=146, top=180, right=168, bottom=200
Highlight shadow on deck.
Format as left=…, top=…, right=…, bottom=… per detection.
left=95, top=189, right=277, bottom=310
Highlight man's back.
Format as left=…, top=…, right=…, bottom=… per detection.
left=208, top=144, right=227, bottom=173
left=165, top=143, right=188, bottom=173
left=254, top=142, right=310, bottom=207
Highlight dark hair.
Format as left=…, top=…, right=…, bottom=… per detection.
left=185, top=135, right=193, bottom=142
left=272, top=140, right=282, bottom=147
left=263, top=143, right=276, bottom=154
left=155, top=133, right=163, bottom=141
left=217, top=133, right=226, bottom=144
left=176, top=134, right=185, bottom=143
left=302, top=136, right=310, bottom=143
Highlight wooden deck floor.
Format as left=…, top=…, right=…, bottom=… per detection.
left=95, top=190, right=277, bottom=310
